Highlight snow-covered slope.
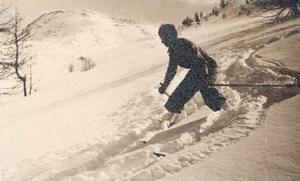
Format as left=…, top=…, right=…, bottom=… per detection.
left=27, top=9, right=154, bottom=47
left=23, top=9, right=157, bottom=92
left=1, top=1, right=300, bottom=180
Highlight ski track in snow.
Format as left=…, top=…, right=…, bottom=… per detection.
left=4, top=33, right=298, bottom=180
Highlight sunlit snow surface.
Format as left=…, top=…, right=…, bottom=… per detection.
left=1, top=3, right=300, bottom=181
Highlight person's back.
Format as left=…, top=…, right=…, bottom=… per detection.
left=168, top=38, right=206, bottom=70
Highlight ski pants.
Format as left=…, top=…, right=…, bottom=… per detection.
left=165, top=68, right=226, bottom=113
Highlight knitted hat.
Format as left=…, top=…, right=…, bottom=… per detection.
left=158, top=23, right=178, bottom=38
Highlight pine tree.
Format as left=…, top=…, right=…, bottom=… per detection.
left=182, top=16, right=194, bottom=27
left=194, top=12, right=201, bottom=25
left=220, top=0, right=226, bottom=8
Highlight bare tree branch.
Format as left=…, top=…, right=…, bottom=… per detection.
left=1, top=7, right=33, bottom=97
left=250, top=0, right=300, bottom=21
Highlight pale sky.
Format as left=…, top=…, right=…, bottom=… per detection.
left=15, top=0, right=219, bottom=25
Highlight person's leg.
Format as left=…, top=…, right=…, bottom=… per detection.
left=165, top=69, right=206, bottom=113
left=200, top=86, right=226, bottom=112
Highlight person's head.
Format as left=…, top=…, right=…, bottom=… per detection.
left=158, top=24, right=178, bottom=47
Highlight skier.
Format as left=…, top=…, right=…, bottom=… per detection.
left=158, top=23, right=227, bottom=116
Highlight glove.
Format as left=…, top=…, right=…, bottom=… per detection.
left=158, top=83, right=167, bottom=94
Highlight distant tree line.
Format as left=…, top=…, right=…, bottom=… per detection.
left=181, top=0, right=231, bottom=28
left=180, top=0, right=299, bottom=28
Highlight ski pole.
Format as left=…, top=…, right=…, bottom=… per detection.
left=160, top=83, right=170, bottom=97
left=211, top=78, right=300, bottom=88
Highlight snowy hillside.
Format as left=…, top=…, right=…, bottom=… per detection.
left=27, top=9, right=154, bottom=46
left=22, top=9, right=157, bottom=92
left=1, top=1, right=300, bottom=181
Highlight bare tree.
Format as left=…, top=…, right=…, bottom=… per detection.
left=79, top=56, right=95, bottom=72
left=4, top=9, right=33, bottom=96
left=0, top=2, right=15, bottom=95
left=0, top=2, right=12, bottom=30
left=250, top=0, right=300, bottom=19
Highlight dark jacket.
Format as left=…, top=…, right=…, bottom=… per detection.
left=163, top=38, right=217, bottom=88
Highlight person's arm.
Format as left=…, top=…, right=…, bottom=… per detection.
left=159, top=47, right=178, bottom=94
left=162, top=61, right=177, bottom=89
